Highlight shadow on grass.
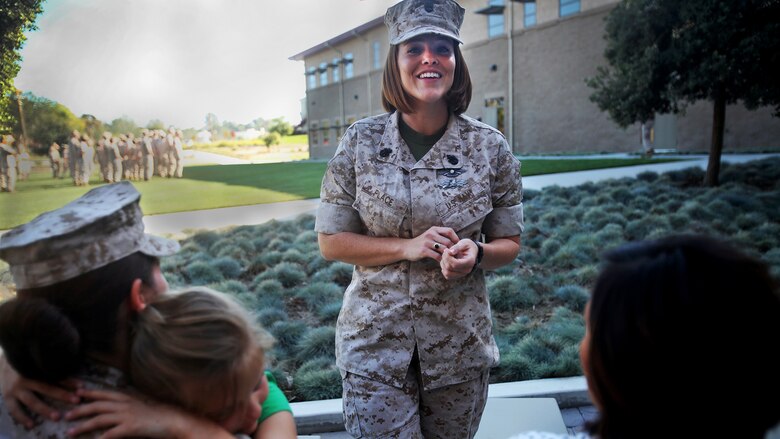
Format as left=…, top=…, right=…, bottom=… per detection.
left=181, top=162, right=327, bottom=199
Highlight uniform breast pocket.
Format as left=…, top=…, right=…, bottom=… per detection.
left=353, top=190, right=408, bottom=237
left=435, top=182, right=492, bottom=234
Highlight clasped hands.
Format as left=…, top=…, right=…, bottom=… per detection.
left=407, top=226, right=479, bottom=280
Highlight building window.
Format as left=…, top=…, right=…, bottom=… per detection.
left=524, top=2, right=536, bottom=27
left=344, top=53, right=354, bottom=79
left=306, top=67, right=317, bottom=89
left=319, top=62, right=328, bottom=86
left=560, top=0, right=580, bottom=17
left=484, top=97, right=505, bottom=134
left=487, top=0, right=504, bottom=38
left=310, top=122, right=319, bottom=146
left=373, top=41, right=381, bottom=70
left=321, top=120, right=330, bottom=145
left=332, top=58, right=341, bottom=83
left=333, top=118, right=342, bottom=140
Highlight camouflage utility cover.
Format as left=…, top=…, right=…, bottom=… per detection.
left=385, top=0, right=465, bottom=45
left=316, top=112, right=524, bottom=390
left=0, top=181, right=179, bottom=289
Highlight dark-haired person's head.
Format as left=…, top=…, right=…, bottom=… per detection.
left=0, top=182, right=178, bottom=383
left=582, top=235, right=780, bottom=438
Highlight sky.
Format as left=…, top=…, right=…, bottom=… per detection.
left=15, top=0, right=400, bottom=129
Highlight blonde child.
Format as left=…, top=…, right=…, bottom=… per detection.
left=65, top=287, right=296, bottom=438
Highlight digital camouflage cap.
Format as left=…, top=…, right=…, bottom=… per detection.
left=385, top=0, right=465, bottom=45
left=0, top=181, right=179, bottom=289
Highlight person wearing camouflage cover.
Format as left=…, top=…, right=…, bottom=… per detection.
left=315, top=0, right=523, bottom=437
left=140, top=129, right=155, bottom=181
left=0, top=183, right=299, bottom=438
left=0, top=135, right=16, bottom=192
left=67, top=130, right=84, bottom=186
left=49, top=142, right=65, bottom=179
left=0, top=182, right=180, bottom=438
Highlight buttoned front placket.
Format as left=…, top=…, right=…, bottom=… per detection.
left=331, top=113, right=501, bottom=391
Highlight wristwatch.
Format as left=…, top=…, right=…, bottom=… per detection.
left=470, top=240, right=483, bottom=273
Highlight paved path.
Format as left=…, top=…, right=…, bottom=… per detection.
left=144, top=153, right=779, bottom=237
left=184, top=149, right=250, bottom=165
left=143, top=199, right=320, bottom=238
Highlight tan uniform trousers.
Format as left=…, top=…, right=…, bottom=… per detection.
left=342, top=350, right=489, bottom=439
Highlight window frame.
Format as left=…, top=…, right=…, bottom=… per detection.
left=344, top=53, right=354, bottom=79
left=321, top=119, right=331, bottom=146
left=559, top=0, right=580, bottom=18
left=524, top=2, right=536, bottom=28
left=372, top=41, right=381, bottom=70
left=487, top=0, right=505, bottom=39
left=309, top=122, right=319, bottom=146
left=332, top=58, right=341, bottom=83
left=306, top=67, right=317, bottom=89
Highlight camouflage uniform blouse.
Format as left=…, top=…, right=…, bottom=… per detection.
left=0, top=362, right=128, bottom=438
left=315, top=112, right=524, bottom=390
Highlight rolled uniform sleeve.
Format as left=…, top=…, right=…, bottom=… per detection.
left=315, top=128, right=364, bottom=234
left=483, top=140, right=524, bottom=237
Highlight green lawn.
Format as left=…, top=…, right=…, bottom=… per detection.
left=0, top=157, right=682, bottom=230
left=280, top=134, right=308, bottom=145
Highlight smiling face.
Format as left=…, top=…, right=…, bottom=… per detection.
left=397, top=34, right=456, bottom=110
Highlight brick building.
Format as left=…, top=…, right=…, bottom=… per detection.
left=290, top=0, right=780, bottom=159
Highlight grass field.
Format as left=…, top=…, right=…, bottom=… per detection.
left=0, top=157, right=681, bottom=230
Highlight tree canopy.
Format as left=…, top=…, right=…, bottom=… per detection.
left=587, top=0, right=780, bottom=185
left=8, top=92, right=83, bottom=154
left=107, top=116, right=140, bottom=137
left=1, top=0, right=44, bottom=133
left=269, top=117, right=293, bottom=137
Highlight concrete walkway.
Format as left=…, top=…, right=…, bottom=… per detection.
left=144, top=153, right=779, bottom=238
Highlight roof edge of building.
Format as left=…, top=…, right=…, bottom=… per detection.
left=289, top=16, right=385, bottom=61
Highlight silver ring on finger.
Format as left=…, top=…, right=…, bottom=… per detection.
left=434, top=243, right=440, bottom=250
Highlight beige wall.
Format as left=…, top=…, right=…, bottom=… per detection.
left=675, top=102, right=780, bottom=152
left=511, top=7, right=638, bottom=153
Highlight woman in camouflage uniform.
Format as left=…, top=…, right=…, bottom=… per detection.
left=315, top=0, right=524, bottom=437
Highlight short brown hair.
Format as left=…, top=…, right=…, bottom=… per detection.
left=129, top=287, right=274, bottom=419
left=381, top=43, right=472, bottom=115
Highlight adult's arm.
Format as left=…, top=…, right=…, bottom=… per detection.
left=254, top=411, right=296, bottom=439
left=0, top=353, right=80, bottom=428
left=318, top=226, right=460, bottom=267
left=255, top=371, right=296, bottom=439
left=64, top=388, right=234, bottom=439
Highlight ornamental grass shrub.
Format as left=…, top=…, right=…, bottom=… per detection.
left=295, top=282, right=344, bottom=311
left=293, top=366, right=342, bottom=401
left=269, top=320, right=308, bottom=357
left=212, top=257, right=243, bottom=279
left=184, top=261, right=223, bottom=285
left=142, top=158, right=780, bottom=402
left=295, top=326, right=337, bottom=363
left=554, top=285, right=590, bottom=313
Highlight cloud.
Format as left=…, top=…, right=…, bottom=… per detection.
left=16, top=0, right=398, bottom=129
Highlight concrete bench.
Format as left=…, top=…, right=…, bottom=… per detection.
left=475, top=398, right=567, bottom=438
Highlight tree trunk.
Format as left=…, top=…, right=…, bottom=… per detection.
left=705, top=91, right=726, bottom=187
